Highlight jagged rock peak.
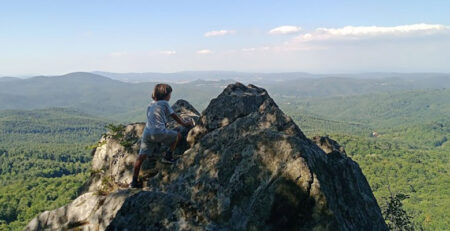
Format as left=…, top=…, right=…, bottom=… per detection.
left=187, top=82, right=306, bottom=146
left=201, top=82, right=270, bottom=129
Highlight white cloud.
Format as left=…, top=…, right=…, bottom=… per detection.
left=197, top=49, right=212, bottom=54
left=297, top=23, right=450, bottom=41
left=269, top=26, right=301, bottom=35
left=204, top=30, right=236, bottom=37
left=160, top=50, right=176, bottom=55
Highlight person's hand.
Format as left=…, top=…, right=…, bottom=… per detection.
left=183, top=119, right=194, bottom=127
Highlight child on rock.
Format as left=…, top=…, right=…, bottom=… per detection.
left=130, top=83, right=192, bottom=188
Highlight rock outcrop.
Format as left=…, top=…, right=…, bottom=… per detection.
left=24, top=83, right=387, bottom=231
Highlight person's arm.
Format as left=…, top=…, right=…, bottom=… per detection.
left=165, top=101, right=192, bottom=127
left=171, top=113, right=192, bottom=127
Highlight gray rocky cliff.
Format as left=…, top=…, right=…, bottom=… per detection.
left=24, top=83, right=387, bottom=231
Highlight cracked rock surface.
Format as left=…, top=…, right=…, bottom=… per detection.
left=24, top=83, right=387, bottom=231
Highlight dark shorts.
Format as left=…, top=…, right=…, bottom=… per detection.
left=139, top=127, right=178, bottom=156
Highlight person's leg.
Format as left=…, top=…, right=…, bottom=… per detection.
left=132, top=154, right=147, bottom=184
left=169, top=132, right=182, bottom=152
left=131, top=129, right=152, bottom=187
left=162, top=131, right=181, bottom=163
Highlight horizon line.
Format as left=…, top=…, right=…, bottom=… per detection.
left=2, top=70, right=450, bottom=78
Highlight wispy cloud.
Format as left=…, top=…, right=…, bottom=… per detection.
left=297, top=23, right=450, bottom=41
left=197, top=49, right=212, bottom=54
left=240, top=43, right=323, bottom=54
left=160, top=50, right=176, bottom=55
left=269, top=25, right=301, bottom=35
left=204, top=30, right=236, bottom=37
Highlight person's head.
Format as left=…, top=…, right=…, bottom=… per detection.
left=152, top=83, right=172, bottom=101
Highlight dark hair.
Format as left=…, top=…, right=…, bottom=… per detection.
left=152, top=83, right=173, bottom=100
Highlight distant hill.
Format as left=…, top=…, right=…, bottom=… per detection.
left=0, top=77, right=21, bottom=82
left=93, top=71, right=450, bottom=84
left=266, top=75, right=450, bottom=98
left=284, top=88, right=450, bottom=129
left=92, top=71, right=318, bottom=83
left=0, top=72, right=228, bottom=121
left=1, top=72, right=449, bottom=122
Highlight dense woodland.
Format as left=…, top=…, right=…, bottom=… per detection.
left=0, top=77, right=449, bottom=230
left=0, top=109, right=107, bottom=230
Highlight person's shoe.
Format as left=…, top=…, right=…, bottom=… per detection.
left=161, top=156, right=176, bottom=164
left=129, top=180, right=143, bottom=188
left=161, top=150, right=176, bottom=164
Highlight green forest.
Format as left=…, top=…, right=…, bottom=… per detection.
left=0, top=108, right=107, bottom=230
left=0, top=87, right=449, bottom=230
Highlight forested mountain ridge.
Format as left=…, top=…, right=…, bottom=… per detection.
left=1, top=72, right=450, bottom=123
left=267, top=75, right=450, bottom=98
left=0, top=72, right=227, bottom=121
left=0, top=77, right=21, bottom=82
left=93, top=71, right=450, bottom=85
left=280, top=88, right=450, bottom=129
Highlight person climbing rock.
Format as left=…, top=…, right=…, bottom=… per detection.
left=130, top=83, right=193, bottom=188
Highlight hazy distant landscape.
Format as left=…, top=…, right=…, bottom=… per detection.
left=0, top=72, right=449, bottom=230
left=1, top=71, right=449, bottom=121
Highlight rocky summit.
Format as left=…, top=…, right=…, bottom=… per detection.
left=24, top=83, right=388, bottom=231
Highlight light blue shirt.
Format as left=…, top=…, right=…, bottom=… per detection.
left=145, top=100, right=174, bottom=130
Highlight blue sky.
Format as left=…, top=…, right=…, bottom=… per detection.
left=1, top=0, right=450, bottom=75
